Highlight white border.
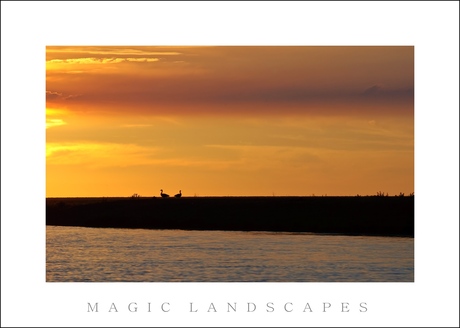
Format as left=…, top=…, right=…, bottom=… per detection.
left=1, top=2, right=459, bottom=327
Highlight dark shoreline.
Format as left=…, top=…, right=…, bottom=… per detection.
left=46, top=196, right=414, bottom=237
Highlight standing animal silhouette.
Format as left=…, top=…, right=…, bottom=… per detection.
left=160, top=189, right=169, bottom=198
left=174, top=190, right=182, bottom=198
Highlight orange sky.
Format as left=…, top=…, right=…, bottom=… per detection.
left=46, top=46, right=414, bottom=197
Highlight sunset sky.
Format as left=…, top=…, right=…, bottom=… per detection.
left=46, top=46, right=414, bottom=197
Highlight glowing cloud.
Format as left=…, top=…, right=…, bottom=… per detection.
left=46, top=119, right=66, bottom=129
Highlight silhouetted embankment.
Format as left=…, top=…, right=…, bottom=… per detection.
left=46, top=196, right=414, bottom=237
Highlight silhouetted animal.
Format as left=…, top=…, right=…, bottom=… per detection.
left=160, top=189, right=169, bottom=198
left=174, top=190, right=182, bottom=198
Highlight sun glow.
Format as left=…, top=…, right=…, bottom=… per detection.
left=46, top=108, right=68, bottom=129
left=46, top=46, right=414, bottom=197
left=46, top=119, right=66, bottom=129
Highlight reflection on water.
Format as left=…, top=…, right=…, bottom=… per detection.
left=46, top=226, right=413, bottom=282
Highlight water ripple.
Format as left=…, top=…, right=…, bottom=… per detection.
left=47, top=226, right=413, bottom=282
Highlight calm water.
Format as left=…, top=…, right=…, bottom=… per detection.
left=46, top=226, right=414, bottom=282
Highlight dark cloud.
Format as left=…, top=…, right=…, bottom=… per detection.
left=360, top=85, right=413, bottom=103
left=46, top=91, right=63, bottom=101
left=46, top=75, right=414, bottom=117
left=63, top=94, right=83, bottom=101
left=46, top=90, right=82, bottom=103
left=362, top=85, right=384, bottom=96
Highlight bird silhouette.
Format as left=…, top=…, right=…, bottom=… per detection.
left=160, top=189, right=170, bottom=198
left=174, top=190, right=182, bottom=198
